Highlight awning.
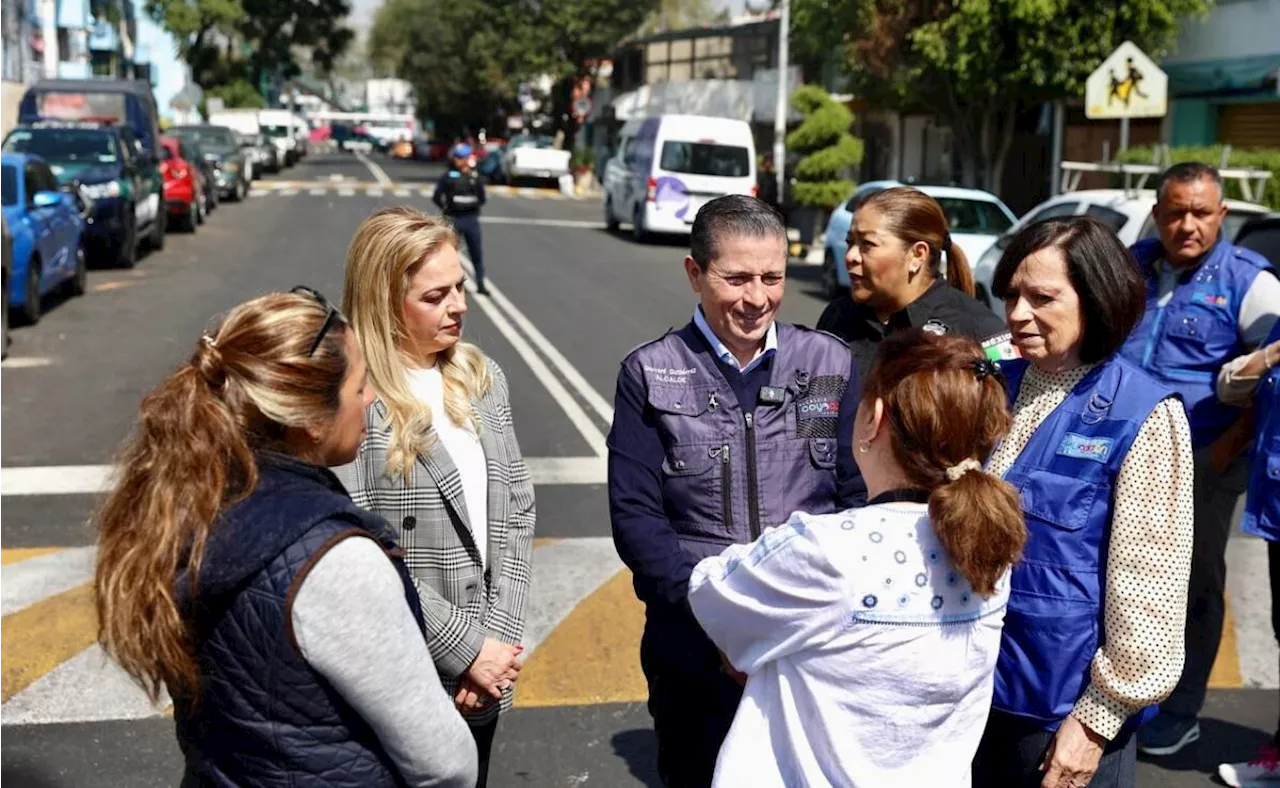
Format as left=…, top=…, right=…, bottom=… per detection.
left=1164, top=54, right=1280, bottom=98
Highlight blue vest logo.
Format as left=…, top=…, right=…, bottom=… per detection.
left=1056, top=433, right=1114, bottom=463
left=1189, top=290, right=1227, bottom=308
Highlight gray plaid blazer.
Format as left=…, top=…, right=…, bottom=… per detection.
left=336, top=358, right=535, bottom=722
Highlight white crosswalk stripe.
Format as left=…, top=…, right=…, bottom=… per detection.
left=246, top=181, right=589, bottom=201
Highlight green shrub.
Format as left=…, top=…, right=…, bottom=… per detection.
left=786, top=85, right=864, bottom=210
left=1115, top=146, right=1280, bottom=212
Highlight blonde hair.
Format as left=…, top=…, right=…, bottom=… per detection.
left=342, top=206, right=492, bottom=480
left=95, top=292, right=352, bottom=703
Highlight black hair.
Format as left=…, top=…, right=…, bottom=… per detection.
left=1156, top=162, right=1224, bottom=204
left=689, top=195, right=787, bottom=270
left=991, top=216, right=1147, bottom=364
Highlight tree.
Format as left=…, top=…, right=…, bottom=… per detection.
left=792, top=0, right=1212, bottom=191
left=786, top=85, right=864, bottom=234
left=147, top=0, right=353, bottom=96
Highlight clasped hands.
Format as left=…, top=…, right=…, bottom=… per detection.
left=455, top=637, right=523, bottom=713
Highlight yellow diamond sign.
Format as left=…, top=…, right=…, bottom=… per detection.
left=1085, top=41, right=1168, bottom=120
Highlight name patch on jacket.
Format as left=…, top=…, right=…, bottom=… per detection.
left=1056, top=433, right=1114, bottom=463
left=1190, top=290, right=1228, bottom=308
left=796, top=375, right=846, bottom=438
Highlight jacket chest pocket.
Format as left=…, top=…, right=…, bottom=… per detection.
left=1017, top=472, right=1105, bottom=574
left=661, top=443, right=732, bottom=540
left=1164, top=302, right=1237, bottom=357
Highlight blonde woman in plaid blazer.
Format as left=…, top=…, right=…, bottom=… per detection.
left=337, top=206, right=536, bottom=788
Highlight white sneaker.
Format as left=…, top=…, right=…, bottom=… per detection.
left=1219, top=748, right=1280, bottom=787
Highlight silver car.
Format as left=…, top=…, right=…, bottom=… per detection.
left=168, top=125, right=253, bottom=201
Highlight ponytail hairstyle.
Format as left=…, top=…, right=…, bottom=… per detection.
left=861, top=187, right=976, bottom=297
left=860, top=330, right=1026, bottom=595
left=342, top=206, right=492, bottom=481
left=94, top=292, right=352, bottom=703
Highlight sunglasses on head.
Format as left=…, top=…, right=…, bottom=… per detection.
left=290, top=285, right=346, bottom=357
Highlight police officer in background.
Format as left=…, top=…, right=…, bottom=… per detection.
left=433, top=143, right=489, bottom=295
left=608, top=195, right=866, bottom=788
left=1124, top=163, right=1280, bottom=757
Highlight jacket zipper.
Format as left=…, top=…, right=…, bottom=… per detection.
left=714, top=444, right=734, bottom=529
left=745, top=412, right=761, bottom=539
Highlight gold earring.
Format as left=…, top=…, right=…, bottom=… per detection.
left=858, top=440, right=871, bottom=454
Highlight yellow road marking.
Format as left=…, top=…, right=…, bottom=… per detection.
left=1, top=583, right=97, bottom=702
left=532, top=537, right=559, bottom=548
left=515, top=569, right=647, bottom=707
left=1208, top=591, right=1243, bottom=688
left=91, top=281, right=137, bottom=293
left=0, top=547, right=64, bottom=565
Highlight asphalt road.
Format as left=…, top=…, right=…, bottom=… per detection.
left=1, top=150, right=1274, bottom=787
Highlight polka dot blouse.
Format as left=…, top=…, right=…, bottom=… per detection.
left=988, top=364, right=1195, bottom=740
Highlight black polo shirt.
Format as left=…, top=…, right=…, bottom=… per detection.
left=816, top=280, right=1009, bottom=376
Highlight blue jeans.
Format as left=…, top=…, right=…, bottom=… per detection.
left=973, top=711, right=1137, bottom=788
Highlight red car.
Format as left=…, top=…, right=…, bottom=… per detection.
left=160, top=135, right=207, bottom=232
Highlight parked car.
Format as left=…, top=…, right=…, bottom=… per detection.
left=425, top=139, right=451, bottom=161
left=182, top=138, right=220, bottom=218
left=2, top=122, right=157, bottom=267
left=1234, top=213, right=1280, bottom=265
left=604, top=114, right=757, bottom=242
left=972, top=188, right=1273, bottom=312
left=2, top=216, right=11, bottom=358
left=501, top=134, right=570, bottom=184
left=160, top=136, right=207, bottom=231
left=209, top=110, right=279, bottom=174
left=332, top=123, right=377, bottom=153
left=19, top=78, right=166, bottom=256
left=1, top=152, right=88, bottom=324
left=257, top=110, right=300, bottom=167
left=167, top=125, right=251, bottom=201
left=820, top=180, right=1017, bottom=299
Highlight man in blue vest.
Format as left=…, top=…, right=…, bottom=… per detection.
left=608, top=195, right=866, bottom=787
left=433, top=143, right=489, bottom=295
left=1121, top=163, right=1280, bottom=756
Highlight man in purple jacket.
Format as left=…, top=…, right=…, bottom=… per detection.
left=608, top=195, right=866, bottom=788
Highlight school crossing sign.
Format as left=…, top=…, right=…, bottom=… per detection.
left=1085, top=41, right=1169, bottom=119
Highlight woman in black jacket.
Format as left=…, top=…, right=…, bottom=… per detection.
left=817, top=187, right=1010, bottom=376
left=94, top=289, right=477, bottom=788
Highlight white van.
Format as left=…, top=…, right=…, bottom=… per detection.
left=603, top=114, right=757, bottom=242
left=256, top=109, right=302, bottom=167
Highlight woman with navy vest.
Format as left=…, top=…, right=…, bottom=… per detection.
left=1215, top=324, right=1280, bottom=788
left=94, top=291, right=478, bottom=788
left=972, top=217, right=1195, bottom=788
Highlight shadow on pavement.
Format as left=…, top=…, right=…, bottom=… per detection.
left=611, top=728, right=662, bottom=788
left=1138, top=715, right=1275, bottom=781
left=0, top=764, right=63, bottom=788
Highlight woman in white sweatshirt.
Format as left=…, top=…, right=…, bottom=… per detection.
left=689, top=330, right=1027, bottom=787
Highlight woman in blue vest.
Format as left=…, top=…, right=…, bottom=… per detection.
left=972, top=216, right=1195, bottom=788
left=1215, top=323, right=1280, bottom=787
left=94, top=290, right=477, bottom=788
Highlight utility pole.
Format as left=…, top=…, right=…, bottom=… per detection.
left=772, top=0, right=790, bottom=204
left=40, top=0, right=58, bottom=78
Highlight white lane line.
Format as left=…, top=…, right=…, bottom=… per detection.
left=458, top=255, right=608, bottom=456
left=338, top=187, right=356, bottom=197
left=309, top=188, right=326, bottom=196
left=354, top=151, right=393, bottom=187
left=279, top=188, right=299, bottom=197
left=525, top=457, right=605, bottom=485
left=1, top=547, right=95, bottom=616
left=479, top=275, right=614, bottom=426
left=0, top=458, right=604, bottom=496
left=368, top=187, right=384, bottom=198
left=1, top=645, right=170, bottom=725
left=419, top=189, right=435, bottom=198
left=1, top=356, right=55, bottom=369
left=480, top=216, right=605, bottom=230
left=394, top=188, right=411, bottom=197
left=520, top=537, right=623, bottom=656
left=1227, top=537, right=1280, bottom=688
